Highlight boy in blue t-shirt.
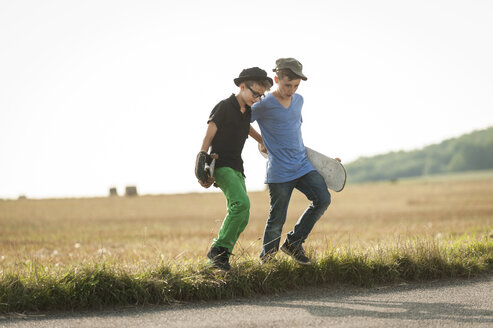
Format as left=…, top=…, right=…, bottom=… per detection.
left=250, top=58, right=334, bottom=265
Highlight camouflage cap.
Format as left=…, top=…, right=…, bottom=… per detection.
left=272, top=58, right=307, bottom=81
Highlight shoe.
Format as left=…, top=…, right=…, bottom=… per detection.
left=280, top=240, right=311, bottom=265
left=207, top=246, right=231, bottom=271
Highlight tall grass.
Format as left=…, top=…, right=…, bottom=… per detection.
left=1, top=235, right=492, bottom=313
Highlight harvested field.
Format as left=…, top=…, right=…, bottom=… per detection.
left=1, top=171, right=492, bottom=269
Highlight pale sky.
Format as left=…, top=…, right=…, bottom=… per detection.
left=1, top=0, right=492, bottom=199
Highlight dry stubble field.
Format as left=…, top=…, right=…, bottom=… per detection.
left=1, top=171, right=492, bottom=271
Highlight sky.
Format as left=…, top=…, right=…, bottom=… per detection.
left=1, top=0, right=492, bottom=199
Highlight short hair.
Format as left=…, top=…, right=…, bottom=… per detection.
left=275, top=69, right=302, bottom=81
left=245, top=79, right=273, bottom=91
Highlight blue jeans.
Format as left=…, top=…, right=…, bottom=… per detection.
left=260, top=170, right=331, bottom=258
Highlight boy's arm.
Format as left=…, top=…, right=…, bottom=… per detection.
left=200, top=122, right=218, bottom=152
left=249, top=125, right=267, bottom=154
left=249, top=125, right=262, bottom=144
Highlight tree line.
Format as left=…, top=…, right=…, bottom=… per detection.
left=345, top=126, right=493, bottom=183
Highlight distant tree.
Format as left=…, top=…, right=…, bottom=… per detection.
left=346, top=126, right=493, bottom=183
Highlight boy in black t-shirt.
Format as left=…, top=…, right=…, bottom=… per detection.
left=197, top=67, right=272, bottom=271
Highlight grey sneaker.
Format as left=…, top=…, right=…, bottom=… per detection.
left=207, top=246, right=231, bottom=271
left=280, top=241, right=311, bottom=265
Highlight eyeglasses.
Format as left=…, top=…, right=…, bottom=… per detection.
left=246, top=84, right=265, bottom=99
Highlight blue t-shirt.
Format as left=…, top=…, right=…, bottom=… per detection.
left=251, top=93, right=315, bottom=183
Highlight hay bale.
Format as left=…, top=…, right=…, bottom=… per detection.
left=125, top=186, right=138, bottom=197
left=18, top=195, right=27, bottom=200
left=109, top=187, right=118, bottom=197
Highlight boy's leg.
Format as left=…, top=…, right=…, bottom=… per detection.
left=286, top=170, right=331, bottom=248
left=230, top=174, right=249, bottom=245
left=260, top=180, right=295, bottom=258
left=212, top=167, right=250, bottom=253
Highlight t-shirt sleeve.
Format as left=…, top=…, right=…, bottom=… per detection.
left=207, top=101, right=227, bottom=129
left=250, top=100, right=264, bottom=123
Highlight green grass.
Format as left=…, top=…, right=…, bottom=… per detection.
left=1, top=235, right=492, bottom=314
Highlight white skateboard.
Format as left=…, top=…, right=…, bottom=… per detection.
left=258, top=144, right=346, bottom=192
left=207, top=156, right=216, bottom=177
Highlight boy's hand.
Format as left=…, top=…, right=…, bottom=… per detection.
left=259, top=143, right=267, bottom=155
left=334, top=157, right=342, bottom=162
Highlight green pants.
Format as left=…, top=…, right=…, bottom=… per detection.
left=212, top=167, right=250, bottom=253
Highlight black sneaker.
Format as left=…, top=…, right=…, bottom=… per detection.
left=207, top=246, right=231, bottom=271
left=280, top=240, right=311, bottom=265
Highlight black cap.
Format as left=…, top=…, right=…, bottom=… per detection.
left=234, top=67, right=273, bottom=86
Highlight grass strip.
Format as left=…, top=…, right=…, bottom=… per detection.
left=1, top=236, right=492, bottom=314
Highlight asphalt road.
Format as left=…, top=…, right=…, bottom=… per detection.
left=2, top=275, right=492, bottom=328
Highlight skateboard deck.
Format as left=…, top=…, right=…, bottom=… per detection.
left=196, top=152, right=218, bottom=184
left=258, top=144, right=346, bottom=192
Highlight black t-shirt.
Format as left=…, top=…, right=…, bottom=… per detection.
left=208, top=94, right=251, bottom=176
